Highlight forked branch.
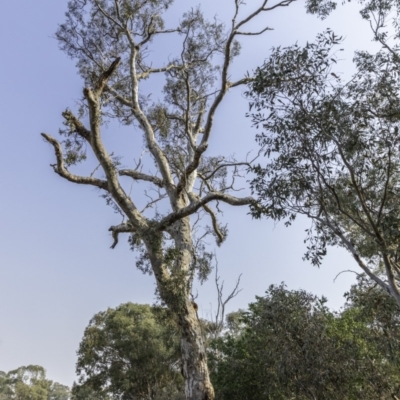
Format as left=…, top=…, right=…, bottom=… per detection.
left=41, top=133, right=109, bottom=190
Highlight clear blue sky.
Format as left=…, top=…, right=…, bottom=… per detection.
left=0, top=0, right=380, bottom=387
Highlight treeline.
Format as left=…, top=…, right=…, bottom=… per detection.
left=3, top=276, right=400, bottom=400
left=0, top=365, right=70, bottom=400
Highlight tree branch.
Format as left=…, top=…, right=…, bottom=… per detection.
left=137, top=62, right=191, bottom=80
left=203, top=204, right=225, bottom=245
left=83, top=59, right=147, bottom=228
left=229, top=76, right=255, bottom=88
left=236, top=27, right=273, bottom=36
left=94, top=57, right=121, bottom=95
left=109, top=222, right=135, bottom=249
left=104, top=85, right=133, bottom=108
left=41, top=133, right=109, bottom=190
left=119, top=169, right=164, bottom=188
left=176, top=0, right=275, bottom=196
left=62, top=110, right=91, bottom=141
left=126, top=44, right=176, bottom=200
left=316, top=215, right=391, bottom=293
left=157, top=192, right=253, bottom=230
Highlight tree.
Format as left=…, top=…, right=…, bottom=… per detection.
left=48, top=382, right=71, bottom=400
left=247, top=0, right=400, bottom=307
left=209, top=284, right=400, bottom=399
left=344, top=274, right=400, bottom=373
left=41, top=1, right=333, bottom=398
left=0, top=365, right=70, bottom=400
left=73, top=303, right=184, bottom=400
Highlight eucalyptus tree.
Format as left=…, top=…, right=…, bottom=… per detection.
left=247, top=0, right=400, bottom=307
left=73, top=303, right=183, bottom=400
left=42, top=0, right=334, bottom=398
left=209, top=284, right=400, bottom=399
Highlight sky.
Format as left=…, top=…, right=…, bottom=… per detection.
left=0, top=0, right=382, bottom=388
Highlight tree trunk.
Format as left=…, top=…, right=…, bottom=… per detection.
left=144, top=228, right=214, bottom=400
left=179, top=299, right=214, bottom=400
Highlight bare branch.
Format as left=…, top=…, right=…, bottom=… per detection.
left=236, top=27, right=273, bottom=36
left=41, top=133, right=109, bottom=190
left=141, top=189, right=168, bottom=213
left=229, top=76, right=255, bottom=88
left=263, top=0, right=295, bottom=12
left=235, top=0, right=269, bottom=30
left=109, top=222, right=135, bottom=249
left=119, top=169, right=164, bottom=187
left=214, top=257, right=242, bottom=337
left=137, top=62, right=190, bottom=80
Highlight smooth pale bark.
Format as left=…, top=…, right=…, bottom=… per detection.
left=143, top=216, right=214, bottom=400
left=43, top=2, right=288, bottom=398
left=179, top=300, right=214, bottom=400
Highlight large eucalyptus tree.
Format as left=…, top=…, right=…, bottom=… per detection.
left=248, top=0, right=400, bottom=308
left=42, top=1, right=333, bottom=398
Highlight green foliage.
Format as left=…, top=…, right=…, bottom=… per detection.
left=247, top=0, right=400, bottom=303
left=74, top=302, right=184, bottom=400
left=209, top=284, right=400, bottom=399
left=0, top=365, right=70, bottom=400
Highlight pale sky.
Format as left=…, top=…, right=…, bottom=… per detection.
left=0, top=0, right=381, bottom=387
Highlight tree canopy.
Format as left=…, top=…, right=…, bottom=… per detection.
left=42, top=0, right=337, bottom=397
left=247, top=0, right=400, bottom=307
left=209, top=283, right=400, bottom=399
left=0, top=365, right=70, bottom=400
left=73, top=302, right=184, bottom=400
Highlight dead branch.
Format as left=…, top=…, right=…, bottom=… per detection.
left=214, top=257, right=242, bottom=336
left=109, top=222, right=135, bottom=249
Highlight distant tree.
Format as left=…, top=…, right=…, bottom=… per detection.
left=73, top=303, right=184, bottom=400
left=209, top=284, right=400, bottom=399
left=41, top=1, right=335, bottom=397
left=48, top=382, right=71, bottom=400
left=0, top=365, right=70, bottom=400
left=247, top=0, right=400, bottom=307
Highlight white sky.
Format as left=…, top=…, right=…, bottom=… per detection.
left=0, top=0, right=382, bottom=387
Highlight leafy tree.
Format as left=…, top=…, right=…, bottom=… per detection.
left=247, top=0, right=400, bottom=307
left=71, top=382, right=111, bottom=400
left=48, top=382, right=71, bottom=400
left=0, top=365, right=70, bottom=400
left=41, top=1, right=334, bottom=397
left=73, top=303, right=184, bottom=400
left=344, top=274, right=400, bottom=372
left=209, top=284, right=400, bottom=399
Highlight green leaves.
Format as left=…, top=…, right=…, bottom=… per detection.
left=0, top=366, right=70, bottom=400
left=74, top=303, right=184, bottom=400
left=246, top=12, right=400, bottom=300
left=210, top=284, right=400, bottom=399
